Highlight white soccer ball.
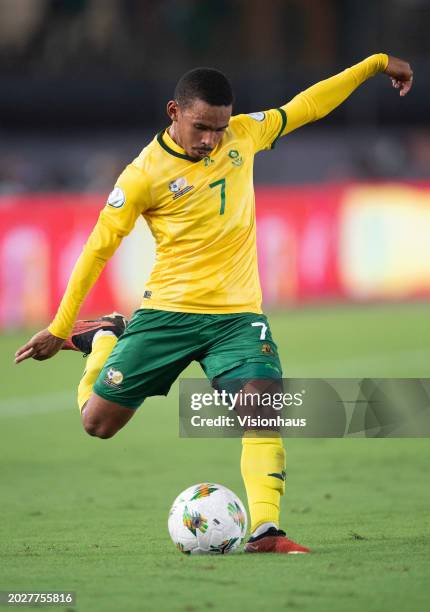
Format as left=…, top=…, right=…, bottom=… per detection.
left=168, top=483, right=248, bottom=555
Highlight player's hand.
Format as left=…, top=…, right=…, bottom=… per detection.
left=384, top=55, right=413, bottom=97
left=15, top=329, right=65, bottom=364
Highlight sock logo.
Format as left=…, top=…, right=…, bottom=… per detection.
left=267, top=470, right=286, bottom=482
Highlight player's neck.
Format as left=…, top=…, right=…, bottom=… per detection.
left=167, top=125, right=185, bottom=152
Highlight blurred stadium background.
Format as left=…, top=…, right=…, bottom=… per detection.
left=1, top=0, right=430, bottom=329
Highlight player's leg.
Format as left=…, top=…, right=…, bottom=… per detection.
left=201, top=313, right=285, bottom=535
left=201, top=313, right=310, bottom=553
left=63, top=313, right=135, bottom=437
left=81, top=395, right=135, bottom=439
left=213, top=364, right=309, bottom=553
left=213, top=365, right=288, bottom=542
left=80, top=309, right=202, bottom=437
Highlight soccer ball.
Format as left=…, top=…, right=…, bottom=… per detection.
left=168, top=483, right=248, bottom=555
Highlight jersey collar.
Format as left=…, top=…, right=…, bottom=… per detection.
left=156, top=128, right=198, bottom=163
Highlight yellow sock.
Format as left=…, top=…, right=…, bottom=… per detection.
left=77, top=335, right=118, bottom=412
left=240, top=432, right=286, bottom=533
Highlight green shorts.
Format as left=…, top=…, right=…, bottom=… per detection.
left=93, top=309, right=283, bottom=409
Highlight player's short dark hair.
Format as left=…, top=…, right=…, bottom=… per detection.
left=174, top=68, right=234, bottom=108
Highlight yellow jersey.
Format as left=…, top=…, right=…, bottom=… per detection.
left=49, top=54, right=388, bottom=338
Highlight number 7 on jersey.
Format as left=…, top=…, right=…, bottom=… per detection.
left=209, top=178, right=226, bottom=215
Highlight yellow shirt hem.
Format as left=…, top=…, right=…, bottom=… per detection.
left=139, top=300, right=263, bottom=315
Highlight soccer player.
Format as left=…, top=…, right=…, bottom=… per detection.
left=15, top=53, right=412, bottom=553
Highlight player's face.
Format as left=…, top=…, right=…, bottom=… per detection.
left=167, top=99, right=232, bottom=161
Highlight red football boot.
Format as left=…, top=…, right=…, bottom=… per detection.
left=244, top=527, right=310, bottom=554
left=62, top=313, right=128, bottom=355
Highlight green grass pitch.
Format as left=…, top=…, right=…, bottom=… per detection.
left=1, top=303, right=429, bottom=612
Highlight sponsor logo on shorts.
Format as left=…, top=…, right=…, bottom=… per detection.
left=261, top=343, right=273, bottom=354
left=169, top=177, right=194, bottom=199
left=104, top=368, right=124, bottom=388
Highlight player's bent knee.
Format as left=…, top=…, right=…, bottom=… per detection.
left=81, top=394, right=136, bottom=439
left=82, top=415, right=118, bottom=439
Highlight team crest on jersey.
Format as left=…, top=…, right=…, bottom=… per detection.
left=107, top=186, right=125, bottom=208
left=228, top=149, right=243, bottom=167
left=169, top=177, right=194, bottom=199
left=248, top=111, right=265, bottom=122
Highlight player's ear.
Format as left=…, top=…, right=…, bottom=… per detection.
left=167, top=100, right=179, bottom=122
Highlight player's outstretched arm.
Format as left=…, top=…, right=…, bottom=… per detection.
left=14, top=163, right=151, bottom=365
left=282, top=53, right=413, bottom=136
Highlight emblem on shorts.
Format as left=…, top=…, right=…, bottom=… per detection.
left=228, top=149, right=243, bottom=166
left=261, top=343, right=273, bottom=354
left=104, top=368, right=124, bottom=387
left=169, top=176, right=194, bottom=199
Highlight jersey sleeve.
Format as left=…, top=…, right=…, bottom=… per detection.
left=48, top=163, right=151, bottom=339
left=281, top=53, right=388, bottom=137
left=233, top=108, right=287, bottom=153
left=235, top=53, right=388, bottom=153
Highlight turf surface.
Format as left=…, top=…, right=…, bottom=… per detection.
left=1, top=303, right=429, bottom=611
